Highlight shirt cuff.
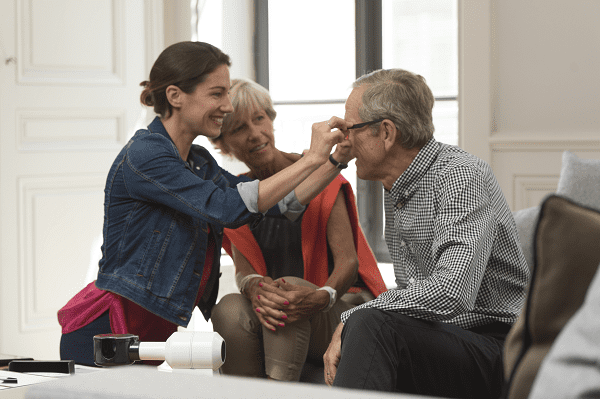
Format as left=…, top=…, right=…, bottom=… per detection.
left=278, top=190, right=305, bottom=222
left=237, top=180, right=260, bottom=213
left=236, top=181, right=306, bottom=221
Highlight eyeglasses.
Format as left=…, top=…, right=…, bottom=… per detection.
left=348, top=118, right=385, bottom=130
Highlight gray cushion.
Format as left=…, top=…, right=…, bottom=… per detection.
left=512, top=206, right=539, bottom=271
left=511, top=151, right=600, bottom=270
left=556, top=151, right=600, bottom=211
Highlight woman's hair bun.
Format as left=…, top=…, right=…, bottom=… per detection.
left=139, top=81, right=154, bottom=107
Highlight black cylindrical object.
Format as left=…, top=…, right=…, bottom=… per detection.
left=93, top=333, right=140, bottom=366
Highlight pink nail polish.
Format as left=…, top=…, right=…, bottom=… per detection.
left=284, top=301, right=289, bottom=305
left=281, top=278, right=286, bottom=283
left=281, top=315, right=288, bottom=319
left=278, top=323, right=285, bottom=327
left=257, top=295, right=261, bottom=300
left=256, top=308, right=260, bottom=313
left=259, top=282, right=263, bottom=287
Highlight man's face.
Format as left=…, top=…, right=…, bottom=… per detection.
left=344, top=86, right=385, bottom=181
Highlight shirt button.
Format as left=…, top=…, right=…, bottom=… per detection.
left=409, top=278, right=415, bottom=284
left=178, top=315, right=188, bottom=321
left=195, top=166, right=200, bottom=170
left=400, top=241, right=406, bottom=247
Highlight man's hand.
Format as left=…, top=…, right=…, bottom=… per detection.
left=323, top=322, right=344, bottom=386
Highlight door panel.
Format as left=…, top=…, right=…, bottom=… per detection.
left=1, top=0, right=150, bottom=360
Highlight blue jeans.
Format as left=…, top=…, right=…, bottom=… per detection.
left=60, top=311, right=111, bottom=366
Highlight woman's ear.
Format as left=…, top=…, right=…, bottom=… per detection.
left=381, top=120, right=397, bottom=152
left=165, top=85, right=182, bottom=109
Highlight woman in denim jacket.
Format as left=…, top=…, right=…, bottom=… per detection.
left=58, top=41, right=352, bottom=366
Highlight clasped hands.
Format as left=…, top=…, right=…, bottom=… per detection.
left=247, top=277, right=330, bottom=331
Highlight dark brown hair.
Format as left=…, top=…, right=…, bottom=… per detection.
left=140, top=41, right=231, bottom=118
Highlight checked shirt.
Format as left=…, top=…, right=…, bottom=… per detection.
left=341, top=138, right=530, bottom=330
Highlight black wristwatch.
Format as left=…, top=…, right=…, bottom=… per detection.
left=329, top=154, right=348, bottom=169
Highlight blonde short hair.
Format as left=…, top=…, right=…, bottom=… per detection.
left=211, top=78, right=276, bottom=149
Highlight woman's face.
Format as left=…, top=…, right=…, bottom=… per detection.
left=179, top=64, right=233, bottom=139
left=219, top=107, right=276, bottom=169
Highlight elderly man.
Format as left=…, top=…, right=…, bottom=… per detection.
left=323, top=69, right=530, bottom=398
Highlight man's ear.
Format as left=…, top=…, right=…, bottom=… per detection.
left=165, top=85, right=183, bottom=109
left=381, top=120, right=397, bottom=151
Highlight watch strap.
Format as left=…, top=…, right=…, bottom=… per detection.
left=328, top=154, right=348, bottom=169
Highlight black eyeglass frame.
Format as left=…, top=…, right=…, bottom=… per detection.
left=348, top=118, right=385, bottom=130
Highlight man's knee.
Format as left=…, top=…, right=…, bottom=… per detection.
left=345, top=308, right=387, bottom=330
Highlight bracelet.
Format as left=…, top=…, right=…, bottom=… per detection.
left=239, top=273, right=263, bottom=296
left=328, top=154, right=348, bottom=170
left=317, top=286, right=338, bottom=312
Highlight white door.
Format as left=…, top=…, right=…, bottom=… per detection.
left=0, top=0, right=157, bottom=360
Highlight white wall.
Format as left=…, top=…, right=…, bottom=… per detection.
left=461, top=0, right=600, bottom=210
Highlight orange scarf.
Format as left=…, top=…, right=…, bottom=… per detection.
left=223, top=175, right=387, bottom=297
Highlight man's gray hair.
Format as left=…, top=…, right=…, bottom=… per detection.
left=353, top=69, right=435, bottom=149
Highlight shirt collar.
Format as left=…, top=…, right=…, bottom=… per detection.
left=148, top=116, right=172, bottom=142
left=388, top=138, right=440, bottom=205
left=146, top=116, right=209, bottom=171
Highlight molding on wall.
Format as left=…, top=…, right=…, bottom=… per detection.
left=18, top=174, right=106, bottom=332
left=17, top=0, right=126, bottom=85
left=490, top=139, right=600, bottom=152
left=16, top=108, right=126, bottom=152
left=512, top=174, right=560, bottom=209
left=490, top=137, right=600, bottom=152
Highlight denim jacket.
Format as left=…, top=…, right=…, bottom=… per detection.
left=95, top=117, right=266, bottom=326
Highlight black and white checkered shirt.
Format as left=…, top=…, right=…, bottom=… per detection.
left=341, top=138, right=530, bottom=330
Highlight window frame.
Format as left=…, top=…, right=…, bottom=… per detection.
left=254, top=0, right=457, bottom=263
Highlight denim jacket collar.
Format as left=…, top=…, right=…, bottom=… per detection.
left=147, top=116, right=209, bottom=172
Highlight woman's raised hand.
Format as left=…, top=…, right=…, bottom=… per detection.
left=305, top=117, right=352, bottom=165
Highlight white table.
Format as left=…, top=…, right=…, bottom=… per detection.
left=18, top=365, right=439, bottom=399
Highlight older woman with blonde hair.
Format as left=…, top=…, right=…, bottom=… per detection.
left=210, top=78, right=387, bottom=381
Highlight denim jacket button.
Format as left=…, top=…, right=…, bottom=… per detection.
left=178, top=315, right=188, bottom=321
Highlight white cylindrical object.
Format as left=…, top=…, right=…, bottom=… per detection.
left=136, top=331, right=225, bottom=370
left=164, top=331, right=225, bottom=370
left=138, top=342, right=166, bottom=361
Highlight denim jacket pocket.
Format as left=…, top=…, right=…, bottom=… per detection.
left=136, top=229, right=163, bottom=278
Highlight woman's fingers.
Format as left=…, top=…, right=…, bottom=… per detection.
left=308, top=121, right=345, bottom=163
left=326, top=116, right=353, bottom=132
left=255, top=305, right=287, bottom=330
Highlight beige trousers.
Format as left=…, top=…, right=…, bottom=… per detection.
left=211, top=277, right=374, bottom=381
